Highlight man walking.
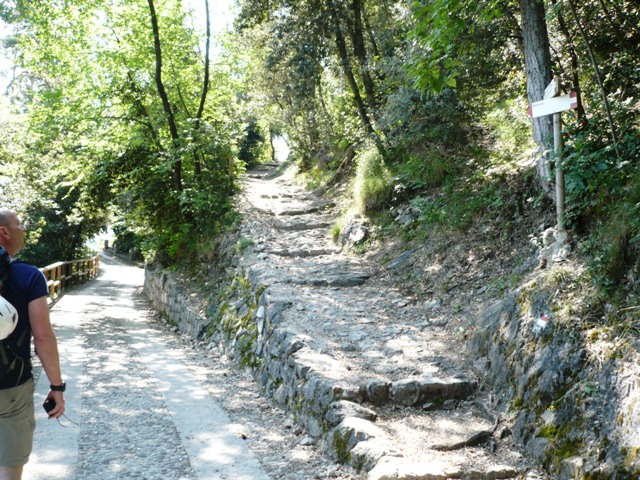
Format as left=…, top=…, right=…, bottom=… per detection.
left=0, top=208, right=65, bottom=480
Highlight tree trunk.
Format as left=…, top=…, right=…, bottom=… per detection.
left=318, top=143, right=357, bottom=193
left=329, top=2, right=373, bottom=136
left=328, top=0, right=386, bottom=159
left=362, top=12, right=380, bottom=59
left=607, top=0, right=640, bottom=41
left=126, top=71, right=163, bottom=150
left=347, top=0, right=376, bottom=114
left=270, top=127, right=276, bottom=163
left=148, top=0, right=182, bottom=191
left=520, top=0, right=554, bottom=195
left=597, top=0, right=632, bottom=48
left=194, top=0, right=212, bottom=176
left=566, top=0, right=620, bottom=158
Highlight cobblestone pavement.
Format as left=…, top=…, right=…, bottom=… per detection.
left=24, top=255, right=353, bottom=480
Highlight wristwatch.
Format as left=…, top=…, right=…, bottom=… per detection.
left=50, top=382, right=66, bottom=392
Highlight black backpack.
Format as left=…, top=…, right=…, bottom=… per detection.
left=0, top=247, right=30, bottom=388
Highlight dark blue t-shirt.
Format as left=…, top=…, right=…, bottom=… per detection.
left=1, top=261, right=48, bottom=386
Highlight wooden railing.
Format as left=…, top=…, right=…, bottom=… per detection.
left=39, top=255, right=100, bottom=300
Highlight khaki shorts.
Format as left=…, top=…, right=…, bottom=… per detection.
left=0, top=379, right=35, bottom=467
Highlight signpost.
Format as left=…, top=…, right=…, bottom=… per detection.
left=528, top=76, right=578, bottom=233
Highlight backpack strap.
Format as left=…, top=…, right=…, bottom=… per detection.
left=0, top=326, right=31, bottom=387
left=0, top=326, right=30, bottom=366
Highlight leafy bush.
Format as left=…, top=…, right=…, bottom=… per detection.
left=353, top=146, right=393, bottom=214
left=390, top=151, right=452, bottom=200
left=112, top=223, right=145, bottom=261
left=381, top=87, right=469, bottom=151
left=562, top=92, right=640, bottom=290
left=562, top=95, right=640, bottom=228
left=579, top=173, right=640, bottom=290
left=483, top=98, right=536, bottom=166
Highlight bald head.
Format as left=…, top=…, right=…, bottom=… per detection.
left=0, top=208, right=13, bottom=227
left=0, top=209, right=26, bottom=257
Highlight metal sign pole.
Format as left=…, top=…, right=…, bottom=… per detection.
left=553, top=112, right=565, bottom=232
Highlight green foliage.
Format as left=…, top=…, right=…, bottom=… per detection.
left=235, top=237, right=254, bottom=255
left=577, top=173, right=640, bottom=291
left=330, top=221, right=342, bottom=243
left=563, top=95, right=640, bottom=226
left=558, top=86, right=640, bottom=291
left=408, top=0, right=504, bottom=94
left=1, top=0, right=246, bottom=265
left=353, top=146, right=393, bottom=214
left=483, top=98, right=536, bottom=165
left=0, top=100, right=34, bottom=214
left=381, top=87, right=470, bottom=152
left=0, top=99, right=105, bottom=266
left=237, top=118, right=268, bottom=167
left=112, top=223, right=146, bottom=261
left=21, top=176, right=106, bottom=266
left=403, top=181, right=486, bottom=232
left=0, top=0, right=637, bottom=309
left=391, top=151, right=452, bottom=198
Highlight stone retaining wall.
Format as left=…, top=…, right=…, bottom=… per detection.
left=143, top=267, right=208, bottom=339
left=469, top=281, right=640, bottom=478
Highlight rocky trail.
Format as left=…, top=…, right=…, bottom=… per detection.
left=216, top=163, right=547, bottom=479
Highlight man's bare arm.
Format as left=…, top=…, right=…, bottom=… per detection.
left=29, top=296, right=65, bottom=418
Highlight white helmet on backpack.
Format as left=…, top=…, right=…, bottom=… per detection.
left=0, top=296, right=18, bottom=340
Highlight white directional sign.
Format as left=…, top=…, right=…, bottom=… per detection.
left=528, top=92, right=577, bottom=118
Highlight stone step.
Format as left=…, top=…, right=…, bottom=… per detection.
left=366, top=456, right=519, bottom=480
left=255, top=204, right=334, bottom=216
left=274, top=219, right=333, bottom=231
left=158, top=164, right=533, bottom=479
left=366, top=374, right=477, bottom=407
left=252, top=162, right=280, bottom=170
left=284, top=273, right=370, bottom=287
left=245, top=254, right=371, bottom=287
left=277, top=203, right=334, bottom=215
left=260, top=193, right=295, bottom=198
left=266, top=247, right=340, bottom=257
left=325, top=407, right=520, bottom=479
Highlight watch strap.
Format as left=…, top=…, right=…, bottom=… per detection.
left=50, top=382, right=66, bottom=392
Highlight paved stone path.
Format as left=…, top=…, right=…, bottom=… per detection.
left=24, top=255, right=269, bottom=480
left=226, top=164, right=547, bottom=479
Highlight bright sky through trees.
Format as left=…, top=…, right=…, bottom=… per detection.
left=184, top=0, right=235, bottom=36
left=0, top=21, right=14, bottom=95
left=0, top=0, right=236, bottom=96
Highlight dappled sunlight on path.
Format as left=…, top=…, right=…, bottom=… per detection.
left=24, top=254, right=269, bottom=480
